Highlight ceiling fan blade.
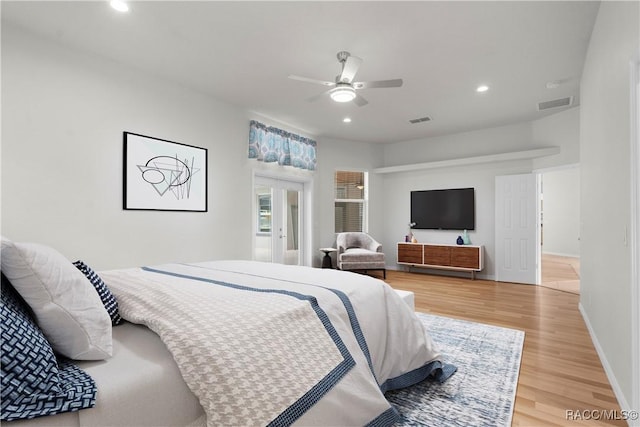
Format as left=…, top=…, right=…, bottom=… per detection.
left=339, top=56, right=363, bottom=83
left=353, top=79, right=403, bottom=89
left=288, top=75, right=336, bottom=87
left=353, top=93, right=369, bottom=107
left=306, top=90, right=331, bottom=103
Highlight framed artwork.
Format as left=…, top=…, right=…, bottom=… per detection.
left=123, top=132, right=207, bottom=211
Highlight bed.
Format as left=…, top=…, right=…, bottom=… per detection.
left=1, top=238, right=453, bottom=427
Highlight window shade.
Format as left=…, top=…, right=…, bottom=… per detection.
left=334, top=171, right=366, bottom=233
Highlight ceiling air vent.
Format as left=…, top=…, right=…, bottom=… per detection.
left=409, top=116, right=432, bottom=124
left=537, top=96, right=573, bottom=111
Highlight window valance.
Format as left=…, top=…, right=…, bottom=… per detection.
left=248, top=120, right=317, bottom=171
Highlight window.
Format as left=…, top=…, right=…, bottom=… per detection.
left=334, top=171, right=367, bottom=233
left=257, top=193, right=272, bottom=233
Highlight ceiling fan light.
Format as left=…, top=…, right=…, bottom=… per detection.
left=330, top=86, right=356, bottom=103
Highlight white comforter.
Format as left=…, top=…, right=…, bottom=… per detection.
left=101, top=261, right=442, bottom=427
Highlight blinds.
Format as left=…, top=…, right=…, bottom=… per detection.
left=334, top=171, right=365, bottom=233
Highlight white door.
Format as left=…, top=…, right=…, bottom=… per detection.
left=495, top=173, right=540, bottom=284
left=254, top=176, right=304, bottom=265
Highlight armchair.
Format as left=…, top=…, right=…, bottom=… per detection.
left=336, top=232, right=386, bottom=279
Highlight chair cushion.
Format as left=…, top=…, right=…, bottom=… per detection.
left=340, top=248, right=385, bottom=263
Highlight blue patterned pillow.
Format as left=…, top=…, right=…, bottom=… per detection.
left=1, top=275, right=97, bottom=421
left=73, top=261, right=123, bottom=326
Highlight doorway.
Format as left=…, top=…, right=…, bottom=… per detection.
left=539, top=166, right=581, bottom=294
left=253, top=176, right=305, bottom=265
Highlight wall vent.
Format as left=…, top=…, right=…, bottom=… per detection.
left=537, top=96, right=573, bottom=111
left=409, top=116, right=432, bottom=124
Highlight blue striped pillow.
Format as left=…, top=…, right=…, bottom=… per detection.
left=73, top=261, right=123, bottom=326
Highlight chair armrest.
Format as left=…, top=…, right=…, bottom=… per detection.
left=336, top=234, right=346, bottom=255
left=367, top=238, right=382, bottom=253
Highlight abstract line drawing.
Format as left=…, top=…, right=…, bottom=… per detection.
left=124, top=132, right=207, bottom=212
left=137, top=155, right=201, bottom=199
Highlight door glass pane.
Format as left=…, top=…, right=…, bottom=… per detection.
left=283, top=189, right=300, bottom=265
left=254, top=185, right=272, bottom=262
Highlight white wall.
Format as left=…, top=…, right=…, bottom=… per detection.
left=1, top=24, right=383, bottom=271
left=532, top=107, right=580, bottom=170
left=313, top=137, right=385, bottom=266
left=381, top=112, right=580, bottom=279
left=381, top=160, right=533, bottom=279
left=579, top=0, right=638, bottom=411
left=542, top=167, right=580, bottom=257
left=384, top=122, right=534, bottom=167
left=1, top=24, right=254, bottom=269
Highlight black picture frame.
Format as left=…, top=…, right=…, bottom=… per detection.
left=123, top=132, right=208, bottom=212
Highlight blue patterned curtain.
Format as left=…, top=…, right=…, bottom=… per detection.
left=248, top=120, right=317, bottom=171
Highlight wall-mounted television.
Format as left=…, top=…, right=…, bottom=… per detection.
left=410, top=188, right=475, bottom=230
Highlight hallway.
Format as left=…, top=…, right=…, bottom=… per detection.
left=541, top=253, right=580, bottom=294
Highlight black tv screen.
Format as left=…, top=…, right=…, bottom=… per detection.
left=411, top=188, right=475, bottom=230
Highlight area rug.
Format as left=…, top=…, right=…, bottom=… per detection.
left=387, top=312, right=525, bottom=427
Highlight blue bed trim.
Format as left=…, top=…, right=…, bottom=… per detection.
left=183, top=264, right=455, bottom=392
left=142, top=266, right=356, bottom=427
left=183, top=264, right=379, bottom=381
left=380, top=360, right=457, bottom=393
left=365, top=407, right=399, bottom=427
left=314, top=287, right=377, bottom=382
left=154, top=264, right=455, bottom=425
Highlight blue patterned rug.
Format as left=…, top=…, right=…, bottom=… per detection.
left=387, top=312, right=525, bottom=427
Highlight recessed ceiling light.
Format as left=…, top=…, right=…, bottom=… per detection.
left=476, top=85, right=489, bottom=93
left=110, top=0, right=129, bottom=12
left=343, top=117, right=352, bottom=123
left=546, top=80, right=561, bottom=89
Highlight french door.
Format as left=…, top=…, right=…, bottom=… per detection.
left=253, top=176, right=304, bottom=265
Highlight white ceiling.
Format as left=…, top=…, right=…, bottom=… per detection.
left=2, top=1, right=600, bottom=144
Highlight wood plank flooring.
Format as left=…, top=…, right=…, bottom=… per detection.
left=542, top=253, right=581, bottom=295
left=384, top=269, right=624, bottom=426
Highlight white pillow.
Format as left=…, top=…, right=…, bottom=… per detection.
left=1, top=237, right=112, bottom=360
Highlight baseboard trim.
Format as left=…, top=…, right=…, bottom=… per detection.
left=578, top=302, right=632, bottom=424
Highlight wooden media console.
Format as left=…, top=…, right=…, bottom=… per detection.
left=397, top=242, right=484, bottom=279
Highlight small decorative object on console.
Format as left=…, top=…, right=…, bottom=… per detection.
left=407, top=222, right=416, bottom=243
left=462, top=229, right=471, bottom=245
left=456, top=236, right=464, bottom=245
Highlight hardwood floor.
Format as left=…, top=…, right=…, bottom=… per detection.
left=542, top=253, right=581, bottom=295
left=384, top=269, right=625, bottom=426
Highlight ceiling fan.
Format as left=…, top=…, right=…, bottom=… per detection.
left=288, top=51, right=403, bottom=107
